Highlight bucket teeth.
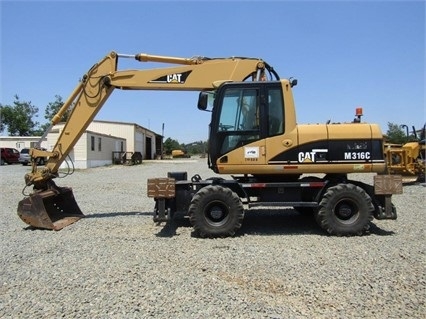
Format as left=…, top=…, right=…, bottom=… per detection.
left=17, top=187, right=84, bottom=230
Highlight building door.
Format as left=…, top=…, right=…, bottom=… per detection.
left=145, top=137, right=152, bottom=159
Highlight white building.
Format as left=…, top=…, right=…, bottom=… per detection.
left=85, top=120, right=161, bottom=160
left=1, top=120, right=162, bottom=169
left=47, top=128, right=126, bottom=169
left=47, top=120, right=162, bottom=169
left=0, top=136, right=47, bottom=151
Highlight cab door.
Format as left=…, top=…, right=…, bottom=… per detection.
left=209, top=83, right=266, bottom=172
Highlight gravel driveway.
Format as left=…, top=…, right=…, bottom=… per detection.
left=1, top=159, right=425, bottom=318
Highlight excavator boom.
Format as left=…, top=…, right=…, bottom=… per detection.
left=18, top=51, right=276, bottom=230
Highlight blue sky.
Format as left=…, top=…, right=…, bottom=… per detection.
left=1, top=0, right=425, bottom=143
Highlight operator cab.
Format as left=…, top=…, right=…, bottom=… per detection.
left=198, top=81, right=285, bottom=172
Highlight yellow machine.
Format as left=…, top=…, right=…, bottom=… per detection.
left=384, top=125, right=425, bottom=183
left=171, top=150, right=190, bottom=158
left=18, top=51, right=402, bottom=237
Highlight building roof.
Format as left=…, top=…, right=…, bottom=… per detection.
left=56, top=120, right=162, bottom=137
left=84, top=130, right=126, bottom=141
left=93, top=119, right=153, bottom=132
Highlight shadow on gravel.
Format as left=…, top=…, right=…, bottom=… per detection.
left=21, top=210, right=396, bottom=237
left=237, top=208, right=324, bottom=236
left=155, top=214, right=192, bottom=238
left=21, top=211, right=153, bottom=231
left=85, top=211, right=152, bottom=218
left=237, top=209, right=396, bottom=237
left=368, top=223, right=396, bottom=236
left=23, top=226, right=52, bottom=231
left=148, top=208, right=397, bottom=238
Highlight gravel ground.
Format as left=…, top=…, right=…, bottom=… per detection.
left=0, top=158, right=425, bottom=319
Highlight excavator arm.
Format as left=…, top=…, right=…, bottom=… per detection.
left=18, top=51, right=277, bottom=230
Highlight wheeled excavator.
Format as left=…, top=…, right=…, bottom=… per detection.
left=17, top=51, right=402, bottom=237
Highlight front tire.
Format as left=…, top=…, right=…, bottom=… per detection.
left=189, top=185, right=244, bottom=238
left=315, top=183, right=373, bottom=236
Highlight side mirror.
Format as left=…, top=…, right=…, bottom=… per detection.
left=197, top=92, right=209, bottom=111
left=290, top=78, right=298, bottom=87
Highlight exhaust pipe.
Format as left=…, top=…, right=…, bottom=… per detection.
left=17, top=186, right=84, bottom=230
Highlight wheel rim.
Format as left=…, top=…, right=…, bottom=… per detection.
left=333, top=199, right=359, bottom=224
left=204, top=200, right=229, bottom=227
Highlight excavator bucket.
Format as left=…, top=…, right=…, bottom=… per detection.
left=17, top=187, right=84, bottom=230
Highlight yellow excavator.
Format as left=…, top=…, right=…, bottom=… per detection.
left=18, top=51, right=402, bottom=237
left=384, top=124, right=425, bottom=184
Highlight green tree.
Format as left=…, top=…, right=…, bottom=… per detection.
left=39, top=95, right=68, bottom=132
left=0, top=95, right=39, bottom=136
left=385, top=122, right=410, bottom=144
left=185, top=140, right=207, bottom=155
left=0, top=105, right=11, bottom=132
left=45, top=95, right=68, bottom=122
left=163, top=137, right=181, bottom=154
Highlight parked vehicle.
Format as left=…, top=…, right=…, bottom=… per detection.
left=384, top=124, right=425, bottom=183
left=171, top=149, right=191, bottom=158
left=1, top=147, right=20, bottom=165
left=19, top=148, right=47, bottom=166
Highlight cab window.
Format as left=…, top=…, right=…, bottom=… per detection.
left=217, top=88, right=260, bottom=154
left=267, top=88, right=284, bottom=136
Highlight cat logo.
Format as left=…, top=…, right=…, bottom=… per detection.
left=167, top=73, right=183, bottom=83
left=298, top=149, right=328, bottom=163
left=150, top=71, right=191, bottom=84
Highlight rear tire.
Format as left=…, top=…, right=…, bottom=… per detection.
left=189, top=185, right=244, bottom=238
left=315, top=183, right=373, bottom=236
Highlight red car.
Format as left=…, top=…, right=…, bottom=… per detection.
left=1, top=147, right=20, bottom=165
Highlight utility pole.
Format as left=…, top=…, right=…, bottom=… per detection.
left=161, top=123, right=165, bottom=159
